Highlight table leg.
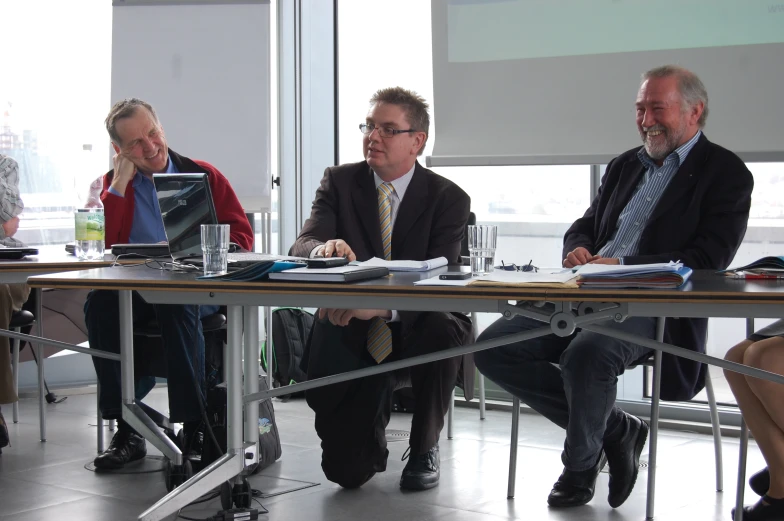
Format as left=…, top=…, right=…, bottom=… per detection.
left=243, top=305, right=259, bottom=468
left=118, top=290, right=180, bottom=464
left=35, top=287, right=46, bottom=442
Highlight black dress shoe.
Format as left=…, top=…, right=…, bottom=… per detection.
left=547, top=452, right=607, bottom=508
left=94, top=429, right=147, bottom=470
left=750, top=468, right=771, bottom=497
left=731, top=495, right=784, bottom=520
left=605, top=414, right=649, bottom=508
left=182, top=421, right=203, bottom=462
left=400, top=445, right=439, bottom=490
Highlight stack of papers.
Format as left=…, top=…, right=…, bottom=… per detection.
left=361, top=257, right=448, bottom=272
left=576, top=262, right=692, bottom=289
left=197, top=261, right=302, bottom=281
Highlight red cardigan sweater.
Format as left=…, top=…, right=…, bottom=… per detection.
left=100, top=149, right=253, bottom=251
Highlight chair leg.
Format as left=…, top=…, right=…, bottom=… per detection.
left=646, top=318, right=665, bottom=521
left=96, top=381, right=104, bottom=453
left=470, top=311, right=485, bottom=421
left=704, top=370, right=723, bottom=492
left=447, top=389, right=455, bottom=440
left=479, top=374, right=486, bottom=420
left=11, top=328, right=20, bottom=423
left=507, top=397, right=520, bottom=499
left=735, top=419, right=749, bottom=521
left=733, top=319, right=755, bottom=521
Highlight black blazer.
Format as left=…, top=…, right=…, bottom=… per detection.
left=290, top=161, right=475, bottom=395
left=563, top=133, right=753, bottom=400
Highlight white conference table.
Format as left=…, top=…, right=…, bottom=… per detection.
left=27, top=265, right=784, bottom=521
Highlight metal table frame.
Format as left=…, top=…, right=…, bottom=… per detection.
left=26, top=267, right=784, bottom=521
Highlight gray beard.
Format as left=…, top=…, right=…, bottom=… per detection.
left=641, top=127, right=684, bottom=161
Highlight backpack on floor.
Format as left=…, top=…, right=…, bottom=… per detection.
left=261, top=307, right=314, bottom=399
left=200, top=375, right=282, bottom=473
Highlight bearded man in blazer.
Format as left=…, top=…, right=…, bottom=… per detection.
left=290, top=87, right=472, bottom=491
left=475, top=65, right=753, bottom=509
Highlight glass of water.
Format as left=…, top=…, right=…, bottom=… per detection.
left=201, top=224, right=230, bottom=276
left=468, top=225, right=497, bottom=276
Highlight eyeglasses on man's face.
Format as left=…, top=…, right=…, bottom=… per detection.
left=498, top=260, right=538, bottom=272
left=359, top=123, right=417, bottom=138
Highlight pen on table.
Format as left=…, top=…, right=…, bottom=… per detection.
left=733, top=273, right=784, bottom=280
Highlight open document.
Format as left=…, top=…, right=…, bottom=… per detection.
left=415, top=268, right=579, bottom=288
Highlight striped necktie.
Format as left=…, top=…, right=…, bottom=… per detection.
left=366, top=182, right=395, bottom=363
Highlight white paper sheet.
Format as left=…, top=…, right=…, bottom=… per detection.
left=361, top=257, right=449, bottom=272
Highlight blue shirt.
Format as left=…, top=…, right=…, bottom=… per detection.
left=108, top=158, right=178, bottom=243
left=599, top=131, right=702, bottom=263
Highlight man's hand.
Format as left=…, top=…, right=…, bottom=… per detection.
left=2, top=216, right=20, bottom=238
left=563, top=247, right=599, bottom=268
left=318, top=308, right=391, bottom=327
left=316, top=239, right=357, bottom=262
left=588, top=257, right=620, bottom=265
left=109, top=153, right=136, bottom=195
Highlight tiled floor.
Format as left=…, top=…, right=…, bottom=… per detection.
left=0, top=388, right=765, bottom=521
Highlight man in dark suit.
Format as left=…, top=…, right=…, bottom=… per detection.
left=475, top=65, right=753, bottom=509
left=290, top=87, right=472, bottom=491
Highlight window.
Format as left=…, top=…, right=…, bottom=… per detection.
left=697, top=162, right=784, bottom=405
left=337, top=1, right=589, bottom=271
left=0, top=0, right=112, bottom=246
left=338, top=0, right=782, bottom=409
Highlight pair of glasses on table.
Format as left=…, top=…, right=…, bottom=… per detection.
left=497, top=260, right=538, bottom=272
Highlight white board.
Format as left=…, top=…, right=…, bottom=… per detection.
left=111, top=0, right=271, bottom=211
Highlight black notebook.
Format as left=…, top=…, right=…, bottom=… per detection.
left=0, top=247, right=39, bottom=260
left=268, top=265, right=389, bottom=283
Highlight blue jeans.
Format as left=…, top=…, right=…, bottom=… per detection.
left=85, top=290, right=206, bottom=423
left=134, top=305, right=220, bottom=400
left=474, top=313, right=654, bottom=472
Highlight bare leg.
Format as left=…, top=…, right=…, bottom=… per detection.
left=725, top=338, right=784, bottom=499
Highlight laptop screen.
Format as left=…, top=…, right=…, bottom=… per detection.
left=152, top=173, right=218, bottom=258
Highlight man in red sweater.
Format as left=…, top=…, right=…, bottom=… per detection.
left=86, top=98, right=252, bottom=470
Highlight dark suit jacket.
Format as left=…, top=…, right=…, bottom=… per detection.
left=290, top=160, right=475, bottom=396
left=563, top=133, right=753, bottom=400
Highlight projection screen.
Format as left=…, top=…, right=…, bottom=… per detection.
left=428, top=0, right=784, bottom=166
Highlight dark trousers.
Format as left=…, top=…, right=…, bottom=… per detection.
left=306, top=311, right=471, bottom=488
left=475, top=314, right=654, bottom=472
left=85, top=290, right=205, bottom=423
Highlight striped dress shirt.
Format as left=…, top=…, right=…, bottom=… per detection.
left=599, top=131, right=702, bottom=263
